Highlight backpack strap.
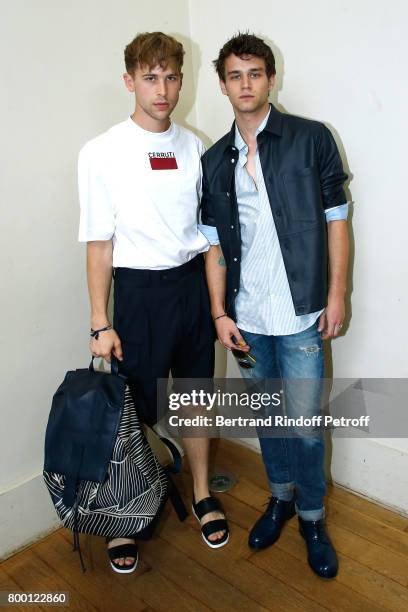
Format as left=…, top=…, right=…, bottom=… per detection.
left=62, top=444, right=84, bottom=507
left=166, top=472, right=188, bottom=521
left=159, top=437, right=183, bottom=474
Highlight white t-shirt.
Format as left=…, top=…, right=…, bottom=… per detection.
left=78, top=118, right=209, bottom=269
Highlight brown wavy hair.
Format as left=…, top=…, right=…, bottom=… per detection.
left=124, top=32, right=184, bottom=74
left=213, top=32, right=276, bottom=81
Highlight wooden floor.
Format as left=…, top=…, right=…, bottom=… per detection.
left=1, top=440, right=408, bottom=611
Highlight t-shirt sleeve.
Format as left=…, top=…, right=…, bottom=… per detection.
left=77, top=143, right=115, bottom=242
left=196, top=136, right=206, bottom=158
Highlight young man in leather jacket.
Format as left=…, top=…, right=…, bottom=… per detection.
left=199, top=33, right=350, bottom=579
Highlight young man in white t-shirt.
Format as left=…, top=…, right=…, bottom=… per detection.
left=78, top=32, right=229, bottom=572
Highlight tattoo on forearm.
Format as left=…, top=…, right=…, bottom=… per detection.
left=218, top=256, right=226, bottom=266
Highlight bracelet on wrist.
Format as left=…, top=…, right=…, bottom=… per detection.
left=90, top=324, right=112, bottom=340
left=213, top=313, right=227, bottom=322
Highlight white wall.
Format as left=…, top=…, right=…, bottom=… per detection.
left=189, top=0, right=408, bottom=513
left=0, top=0, right=193, bottom=560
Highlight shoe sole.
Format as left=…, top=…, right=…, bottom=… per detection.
left=192, top=505, right=229, bottom=549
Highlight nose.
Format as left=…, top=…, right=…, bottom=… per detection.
left=241, top=75, right=251, bottom=89
left=157, top=78, right=168, bottom=97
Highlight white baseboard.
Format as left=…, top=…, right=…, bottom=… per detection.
left=233, top=437, right=408, bottom=516
left=0, top=473, right=61, bottom=561
left=331, top=437, right=408, bottom=516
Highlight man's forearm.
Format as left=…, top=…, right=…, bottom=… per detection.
left=204, top=245, right=227, bottom=318
left=327, top=220, right=349, bottom=298
left=87, top=240, right=113, bottom=327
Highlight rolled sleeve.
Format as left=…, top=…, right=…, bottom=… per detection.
left=77, top=143, right=115, bottom=242
left=316, top=124, right=348, bottom=211
left=325, top=202, right=349, bottom=222
left=198, top=223, right=220, bottom=245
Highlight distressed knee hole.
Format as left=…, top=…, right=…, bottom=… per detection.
left=299, top=344, right=321, bottom=356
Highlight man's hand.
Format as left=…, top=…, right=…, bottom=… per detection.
left=318, top=294, right=345, bottom=340
left=90, top=328, right=123, bottom=362
left=214, top=316, right=250, bottom=351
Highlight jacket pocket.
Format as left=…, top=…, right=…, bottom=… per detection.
left=282, top=166, right=322, bottom=222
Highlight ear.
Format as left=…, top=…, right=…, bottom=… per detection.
left=179, top=72, right=183, bottom=90
left=123, top=72, right=135, bottom=93
left=268, top=74, right=276, bottom=93
left=219, top=78, right=228, bottom=96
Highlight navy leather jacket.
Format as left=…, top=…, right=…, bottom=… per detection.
left=200, top=103, right=348, bottom=321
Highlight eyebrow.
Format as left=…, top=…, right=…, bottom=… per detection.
left=142, top=70, right=178, bottom=77
left=227, top=67, right=264, bottom=76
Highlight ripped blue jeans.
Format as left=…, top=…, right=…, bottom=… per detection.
left=238, top=321, right=326, bottom=520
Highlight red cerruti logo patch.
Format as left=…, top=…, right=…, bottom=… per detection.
left=148, top=152, right=178, bottom=170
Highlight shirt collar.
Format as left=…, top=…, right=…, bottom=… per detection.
left=234, top=106, right=271, bottom=152
left=225, top=103, right=283, bottom=152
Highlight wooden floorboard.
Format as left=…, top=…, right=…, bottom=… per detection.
left=157, top=511, right=324, bottom=611
left=34, top=531, right=147, bottom=611
left=0, top=568, right=35, bottom=612
left=1, top=440, right=407, bottom=611
left=182, top=469, right=407, bottom=611
left=2, top=548, right=97, bottom=611
left=328, top=486, right=408, bottom=532
left=220, top=475, right=408, bottom=586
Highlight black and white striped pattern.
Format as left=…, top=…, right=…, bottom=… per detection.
left=44, top=387, right=168, bottom=538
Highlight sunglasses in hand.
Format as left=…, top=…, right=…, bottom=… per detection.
left=231, top=336, right=257, bottom=369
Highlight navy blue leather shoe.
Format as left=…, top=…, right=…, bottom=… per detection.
left=298, top=517, right=338, bottom=578
left=248, top=497, right=296, bottom=550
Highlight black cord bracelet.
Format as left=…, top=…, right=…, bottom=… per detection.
left=213, top=313, right=227, bottom=322
left=90, top=324, right=112, bottom=340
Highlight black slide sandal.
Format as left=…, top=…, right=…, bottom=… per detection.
left=192, top=496, right=229, bottom=549
left=106, top=538, right=138, bottom=574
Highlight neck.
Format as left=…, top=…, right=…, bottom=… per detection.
left=234, top=102, right=270, bottom=143
left=131, top=106, right=170, bottom=133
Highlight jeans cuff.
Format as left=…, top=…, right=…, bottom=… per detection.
left=269, top=481, right=295, bottom=501
left=295, top=503, right=325, bottom=521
